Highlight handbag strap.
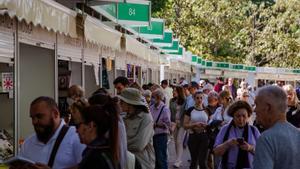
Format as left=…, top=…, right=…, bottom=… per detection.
left=155, top=105, right=165, bottom=124
left=48, top=125, right=69, bottom=168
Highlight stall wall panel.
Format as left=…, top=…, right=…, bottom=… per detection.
left=106, top=60, right=115, bottom=95
left=20, top=43, right=55, bottom=139
left=0, top=31, right=14, bottom=60
left=84, top=65, right=99, bottom=98
left=0, top=63, right=14, bottom=134
left=70, top=62, right=82, bottom=86
left=116, top=69, right=126, bottom=77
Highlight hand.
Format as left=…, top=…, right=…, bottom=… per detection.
left=194, top=122, right=207, bottom=129
left=239, top=142, right=254, bottom=152
left=154, top=123, right=166, bottom=128
left=175, top=120, right=180, bottom=127
left=225, top=138, right=238, bottom=147
left=9, top=163, right=35, bottom=169
left=31, top=163, right=52, bottom=169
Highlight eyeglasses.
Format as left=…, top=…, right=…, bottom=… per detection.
left=195, top=96, right=202, bottom=100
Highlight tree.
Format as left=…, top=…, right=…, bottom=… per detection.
left=234, top=0, right=300, bottom=67
left=153, top=0, right=300, bottom=68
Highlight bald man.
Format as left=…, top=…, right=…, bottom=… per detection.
left=253, top=86, right=300, bottom=169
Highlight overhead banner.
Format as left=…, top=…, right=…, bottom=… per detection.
left=231, top=64, right=244, bottom=70
left=215, top=62, right=230, bottom=69
left=92, top=0, right=151, bottom=26
left=244, top=66, right=256, bottom=72
left=152, top=30, right=173, bottom=47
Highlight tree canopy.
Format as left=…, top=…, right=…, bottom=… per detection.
left=151, top=0, right=300, bottom=68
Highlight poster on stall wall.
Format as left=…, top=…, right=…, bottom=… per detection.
left=102, top=59, right=110, bottom=89
left=93, top=64, right=100, bottom=86
left=1, top=73, right=13, bottom=93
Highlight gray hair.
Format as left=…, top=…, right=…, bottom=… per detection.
left=143, top=90, right=152, bottom=97
left=152, top=89, right=165, bottom=100
left=208, top=91, right=219, bottom=99
left=257, top=85, right=287, bottom=114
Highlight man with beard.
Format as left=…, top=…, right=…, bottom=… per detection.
left=19, top=96, right=85, bottom=169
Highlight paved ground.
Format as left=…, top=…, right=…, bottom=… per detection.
left=167, top=138, right=190, bottom=169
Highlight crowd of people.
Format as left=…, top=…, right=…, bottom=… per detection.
left=10, top=76, right=300, bottom=169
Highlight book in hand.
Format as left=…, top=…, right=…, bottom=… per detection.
left=3, top=156, right=35, bottom=166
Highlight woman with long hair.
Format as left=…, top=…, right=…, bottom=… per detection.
left=283, top=84, right=300, bottom=128
left=76, top=99, right=120, bottom=169
left=209, top=90, right=233, bottom=169
left=88, top=92, right=128, bottom=169
left=119, top=88, right=155, bottom=169
left=169, top=86, right=186, bottom=168
left=184, top=91, right=210, bottom=169
left=210, top=90, right=233, bottom=125
left=69, top=99, right=89, bottom=124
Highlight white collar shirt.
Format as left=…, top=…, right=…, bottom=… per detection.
left=19, top=120, right=85, bottom=169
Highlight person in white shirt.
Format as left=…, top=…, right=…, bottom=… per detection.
left=18, top=96, right=85, bottom=169
left=161, top=79, right=173, bottom=108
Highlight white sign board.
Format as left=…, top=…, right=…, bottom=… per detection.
left=1, top=72, right=13, bottom=92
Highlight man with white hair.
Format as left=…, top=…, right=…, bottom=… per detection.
left=253, top=86, right=300, bottom=169
left=199, top=80, right=206, bottom=88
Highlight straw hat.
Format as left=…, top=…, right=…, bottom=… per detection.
left=118, top=88, right=147, bottom=106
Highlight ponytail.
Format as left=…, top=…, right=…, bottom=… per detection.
left=103, top=96, right=120, bottom=166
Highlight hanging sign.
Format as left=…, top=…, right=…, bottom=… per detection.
left=161, top=40, right=179, bottom=53
left=215, top=62, right=230, bottom=69
left=244, top=66, right=256, bottom=72
left=231, top=64, right=244, bottom=70
left=197, top=57, right=202, bottom=64
left=92, top=0, right=151, bottom=26
left=1, top=72, right=13, bottom=93
left=192, top=55, right=198, bottom=62
left=168, top=46, right=184, bottom=57
left=137, top=18, right=164, bottom=39
left=87, top=0, right=125, bottom=6
left=206, top=61, right=213, bottom=67
left=152, top=30, right=173, bottom=47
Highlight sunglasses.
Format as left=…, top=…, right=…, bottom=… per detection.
left=226, top=97, right=232, bottom=101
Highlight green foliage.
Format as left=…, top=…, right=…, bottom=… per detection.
left=151, top=0, right=169, bottom=14
left=155, top=0, right=300, bottom=68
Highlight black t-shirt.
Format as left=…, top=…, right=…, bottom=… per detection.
left=286, top=106, right=300, bottom=128
left=79, top=148, right=116, bottom=169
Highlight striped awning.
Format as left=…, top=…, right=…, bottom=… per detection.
left=0, top=0, right=77, bottom=38
left=84, top=15, right=121, bottom=50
